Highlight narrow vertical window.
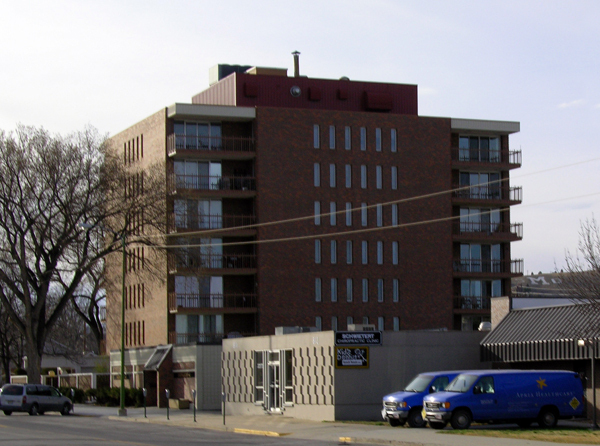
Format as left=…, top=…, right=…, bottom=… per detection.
left=376, top=165, right=382, bottom=189
left=361, top=241, right=368, bottom=265
left=315, top=278, right=322, bottom=302
left=346, top=278, right=353, bottom=302
left=313, top=125, right=320, bottom=148
left=377, top=241, right=383, bottom=264
left=347, top=316, right=354, bottom=328
left=378, top=316, right=385, bottom=331
left=314, top=201, right=321, bottom=225
left=346, top=240, right=353, bottom=264
left=331, top=278, right=338, bottom=302
left=392, top=204, right=398, bottom=226
left=391, top=129, right=397, bottom=153
left=391, top=166, right=397, bottom=190
left=361, top=165, right=367, bottom=189
left=377, top=279, right=384, bottom=302
left=329, top=164, right=336, bottom=188
left=344, top=126, right=351, bottom=150
left=330, top=202, right=336, bottom=226
left=362, top=279, right=369, bottom=302
left=331, top=240, right=337, bottom=264
left=315, top=240, right=321, bottom=264
left=345, top=202, right=352, bottom=226
left=361, top=203, right=368, bottom=227
left=376, top=204, right=383, bottom=227
left=375, top=128, right=382, bottom=152
left=363, top=316, right=369, bottom=325
left=393, top=317, right=400, bottom=331
left=345, top=164, right=352, bottom=188
left=393, top=279, right=399, bottom=302
left=392, top=241, right=399, bottom=265
left=315, top=316, right=322, bottom=331
left=332, top=316, right=338, bottom=331
left=360, top=127, right=367, bottom=151
left=329, top=125, right=335, bottom=149
left=314, top=163, right=320, bottom=187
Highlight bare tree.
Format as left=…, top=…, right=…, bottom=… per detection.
left=0, top=125, right=165, bottom=384
left=0, top=297, right=26, bottom=384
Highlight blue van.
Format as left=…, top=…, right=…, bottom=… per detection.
left=423, top=370, right=584, bottom=429
left=381, top=371, right=461, bottom=427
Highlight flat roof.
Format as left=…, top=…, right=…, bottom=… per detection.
left=167, top=103, right=256, bottom=121
left=451, top=118, right=520, bottom=134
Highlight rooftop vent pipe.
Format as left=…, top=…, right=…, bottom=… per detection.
left=292, top=51, right=300, bottom=77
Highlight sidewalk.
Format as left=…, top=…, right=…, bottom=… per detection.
left=73, top=404, right=597, bottom=446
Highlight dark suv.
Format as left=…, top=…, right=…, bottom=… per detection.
left=0, top=384, right=72, bottom=416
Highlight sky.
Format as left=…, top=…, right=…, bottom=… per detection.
left=1, top=0, right=599, bottom=275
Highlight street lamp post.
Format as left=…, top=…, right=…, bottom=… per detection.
left=579, top=338, right=597, bottom=429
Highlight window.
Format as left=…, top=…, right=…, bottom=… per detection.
left=378, top=316, right=384, bottom=331
left=346, top=241, right=353, bottom=264
left=315, top=240, right=321, bottom=264
left=345, top=202, right=352, bottom=226
left=331, top=278, right=338, bottom=302
left=313, top=125, right=320, bottom=148
left=459, top=243, right=501, bottom=273
left=391, top=166, right=397, bottom=190
left=347, top=316, right=354, bottom=328
left=362, top=278, right=369, bottom=302
left=476, top=376, right=495, bottom=394
left=392, top=242, right=399, bottom=265
left=393, top=317, right=400, bottom=331
left=363, top=316, right=369, bottom=325
left=344, top=126, right=351, bottom=150
left=329, top=164, right=336, bottom=188
left=459, top=207, right=501, bottom=233
left=314, top=163, right=320, bottom=187
left=391, top=129, right=397, bottom=153
left=346, top=278, right=353, bottom=302
left=393, top=279, right=399, bottom=302
left=459, top=279, right=502, bottom=309
left=331, top=240, right=337, bottom=264
left=174, top=160, right=221, bottom=190
left=315, top=278, right=322, bottom=302
left=330, top=202, right=336, bottom=226
left=361, top=203, right=368, bottom=226
left=375, top=128, right=382, bottom=151
left=315, top=316, right=322, bottom=331
left=329, top=125, right=335, bottom=149
left=459, top=172, right=501, bottom=200
left=174, top=121, right=222, bottom=150
left=360, top=127, right=367, bottom=151
left=377, top=279, right=384, bottom=302
left=391, top=204, right=398, bottom=226
left=361, top=241, right=368, bottom=264
left=254, top=351, right=265, bottom=403
left=376, top=165, right=382, bottom=189
left=332, top=316, right=338, bottom=331
left=377, top=241, right=383, bottom=264
left=376, top=204, right=383, bottom=227
left=345, top=164, right=352, bottom=188
left=361, top=165, right=367, bottom=189
left=459, top=136, right=500, bottom=162
left=314, top=201, right=321, bottom=225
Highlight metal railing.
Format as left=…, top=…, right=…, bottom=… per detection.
left=453, top=296, right=492, bottom=310
left=168, top=253, right=257, bottom=271
left=452, top=185, right=522, bottom=203
left=169, top=332, right=225, bottom=345
left=168, top=292, right=257, bottom=311
left=168, top=174, right=256, bottom=192
left=453, top=221, right=523, bottom=239
left=453, top=259, right=524, bottom=274
left=169, top=213, right=256, bottom=233
left=451, top=148, right=522, bottom=166
left=167, top=134, right=255, bottom=155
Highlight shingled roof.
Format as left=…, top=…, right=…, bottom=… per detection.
left=481, top=303, right=600, bottom=363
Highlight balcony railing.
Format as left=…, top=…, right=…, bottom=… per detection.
left=169, top=213, right=256, bottom=233
left=453, top=185, right=522, bottom=203
left=167, top=134, right=255, bottom=155
left=168, top=253, right=257, bottom=271
left=453, top=296, right=491, bottom=310
left=169, top=331, right=257, bottom=345
left=168, top=292, right=257, bottom=311
left=453, top=259, right=524, bottom=275
left=451, top=148, right=522, bottom=166
left=453, top=222, right=523, bottom=239
left=168, top=174, right=256, bottom=192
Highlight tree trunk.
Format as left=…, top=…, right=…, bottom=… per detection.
left=25, top=336, right=43, bottom=384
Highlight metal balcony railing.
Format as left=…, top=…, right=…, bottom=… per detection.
left=452, top=185, right=522, bottom=203
left=451, top=148, right=522, bottom=166
left=168, top=174, right=256, bottom=192
left=453, top=296, right=492, bottom=310
left=169, top=331, right=257, bottom=345
left=453, top=259, right=524, bottom=275
left=453, top=222, right=523, bottom=239
left=167, top=134, right=255, bottom=155
left=168, top=292, right=257, bottom=311
left=169, top=213, right=256, bottom=233
left=168, top=253, right=257, bottom=271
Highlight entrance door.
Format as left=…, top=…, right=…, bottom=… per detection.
left=266, top=351, right=282, bottom=413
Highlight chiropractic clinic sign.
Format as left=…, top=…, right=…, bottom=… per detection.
left=335, top=331, right=382, bottom=346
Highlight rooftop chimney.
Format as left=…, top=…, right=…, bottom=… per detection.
left=292, top=51, right=300, bottom=77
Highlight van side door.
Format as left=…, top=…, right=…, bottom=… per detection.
left=470, top=376, right=501, bottom=420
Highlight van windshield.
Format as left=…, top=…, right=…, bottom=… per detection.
left=445, top=374, right=478, bottom=393
left=403, top=374, right=433, bottom=393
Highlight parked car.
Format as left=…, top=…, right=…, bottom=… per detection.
left=381, top=371, right=461, bottom=427
left=423, top=370, right=584, bottom=429
left=0, top=384, right=72, bottom=416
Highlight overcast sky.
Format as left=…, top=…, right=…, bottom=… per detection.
left=1, top=0, right=598, bottom=275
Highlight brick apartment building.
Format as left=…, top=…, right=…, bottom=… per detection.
left=106, top=61, right=523, bottom=357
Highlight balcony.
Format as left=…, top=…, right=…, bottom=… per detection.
left=169, top=331, right=257, bottom=345
left=452, top=185, right=522, bottom=205
left=453, top=296, right=491, bottom=311
left=451, top=148, right=522, bottom=169
left=167, top=134, right=255, bottom=158
left=168, top=213, right=257, bottom=235
left=168, top=253, right=257, bottom=274
left=168, top=173, right=256, bottom=195
left=168, top=292, right=257, bottom=313
left=453, top=259, right=524, bottom=276
left=453, top=222, right=523, bottom=241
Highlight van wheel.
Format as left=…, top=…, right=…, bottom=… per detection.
left=61, top=403, right=72, bottom=416
left=3, top=411, right=12, bottom=416
left=407, top=408, right=426, bottom=428
left=28, top=403, right=39, bottom=416
left=429, top=421, right=446, bottom=429
left=450, top=409, right=472, bottom=429
left=537, top=407, right=558, bottom=428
